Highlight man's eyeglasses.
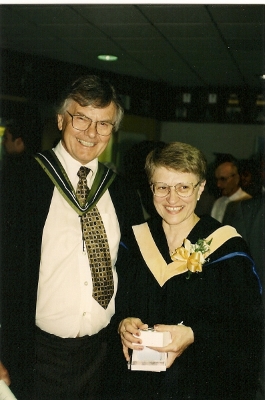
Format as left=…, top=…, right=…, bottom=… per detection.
left=215, top=174, right=236, bottom=182
left=66, top=111, right=114, bottom=136
left=150, top=181, right=201, bottom=198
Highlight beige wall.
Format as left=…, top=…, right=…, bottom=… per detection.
left=160, top=121, right=265, bottom=163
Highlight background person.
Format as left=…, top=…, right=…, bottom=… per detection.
left=1, top=113, right=42, bottom=184
left=230, top=154, right=265, bottom=400
left=211, top=155, right=251, bottom=223
left=1, top=106, right=41, bottom=157
left=2, top=119, right=27, bottom=155
left=116, top=142, right=263, bottom=400
left=239, top=158, right=263, bottom=198
left=1, top=75, right=143, bottom=399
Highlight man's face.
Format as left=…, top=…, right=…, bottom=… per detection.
left=2, top=129, right=19, bottom=154
left=57, top=100, right=117, bottom=165
left=215, top=162, right=240, bottom=197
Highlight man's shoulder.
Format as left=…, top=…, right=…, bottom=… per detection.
left=1, top=153, right=45, bottom=183
left=109, top=173, right=145, bottom=225
left=109, top=173, right=131, bottom=193
left=240, top=194, right=264, bottom=215
left=235, top=187, right=252, bottom=201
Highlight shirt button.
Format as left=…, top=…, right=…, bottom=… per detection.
left=83, top=312, right=86, bottom=316
left=84, top=281, right=88, bottom=286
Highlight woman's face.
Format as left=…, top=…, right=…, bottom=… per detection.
left=151, top=166, right=205, bottom=227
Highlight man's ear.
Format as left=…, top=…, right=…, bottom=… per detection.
left=57, top=114, right=64, bottom=131
left=235, top=173, right=240, bottom=186
left=15, top=137, right=25, bottom=152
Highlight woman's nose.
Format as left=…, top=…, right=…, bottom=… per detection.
left=166, top=187, right=179, bottom=202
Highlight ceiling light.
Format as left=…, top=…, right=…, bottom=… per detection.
left=260, top=74, right=265, bottom=80
left=98, top=55, right=118, bottom=62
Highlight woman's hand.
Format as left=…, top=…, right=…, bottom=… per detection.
left=0, top=362, right=11, bottom=386
left=149, top=324, right=194, bottom=368
left=118, top=317, right=148, bottom=361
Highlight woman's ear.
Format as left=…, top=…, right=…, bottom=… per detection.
left=197, top=180, right=206, bottom=201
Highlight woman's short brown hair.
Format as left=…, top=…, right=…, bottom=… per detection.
left=145, top=142, right=207, bottom=182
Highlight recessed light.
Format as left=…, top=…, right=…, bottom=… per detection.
left=98, top=55, right=118, bottom=62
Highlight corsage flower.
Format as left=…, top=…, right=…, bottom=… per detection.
left=170, top=238, right=212, bottom=277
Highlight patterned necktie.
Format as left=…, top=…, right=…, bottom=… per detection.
left=76, top=166, right=114, bottom=309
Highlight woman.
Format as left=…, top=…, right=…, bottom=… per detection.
left=116, top=142, right=263, bottom=400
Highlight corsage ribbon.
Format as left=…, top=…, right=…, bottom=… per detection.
left=170, top=238, right=210, bottom=273
left=171, top=243, right=205, bottom=273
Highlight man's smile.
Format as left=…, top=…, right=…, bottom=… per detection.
left=77, top=138, right=96, bottom=147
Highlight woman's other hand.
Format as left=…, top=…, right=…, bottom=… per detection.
left=150, top=323, right=194, bottom=368
left=118, top=317, right=148, bottom=361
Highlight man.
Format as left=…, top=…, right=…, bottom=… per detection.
left=211, top=158, right=251, bottom=223
left=1, top=114, right=41, bottom=180
left=2, top=120, right=27, bottom=155
left=2, top=109, right=40, bottom=156
left=1, top=75, right=143, bottom=399
left=1, top=117, right=36, bottom=188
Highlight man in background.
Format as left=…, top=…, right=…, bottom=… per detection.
left=229, top=154, right=265, bottom=400
left=2, top=119, right=27, bottom=155
left=211, top=155, right=251, bottom=223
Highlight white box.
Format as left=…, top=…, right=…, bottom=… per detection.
left=134, top=329, right=171, bottom=347
left=130, top=329, right=171, bottom=372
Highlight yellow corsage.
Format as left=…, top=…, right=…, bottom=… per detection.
left=171, top=238, right=212, bottom=277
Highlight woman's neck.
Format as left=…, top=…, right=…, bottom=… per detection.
left=163, top=213, right=200, bottom=254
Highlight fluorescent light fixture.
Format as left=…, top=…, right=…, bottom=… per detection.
left=98, top=55, right=118, bottom=61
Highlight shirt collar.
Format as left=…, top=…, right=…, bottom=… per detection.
left=53, top=140, right=98, bottom=186
left=229, top=187, right=244, bottom=201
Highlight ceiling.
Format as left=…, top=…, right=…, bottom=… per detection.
left=0, top=3, right=264, bottom=90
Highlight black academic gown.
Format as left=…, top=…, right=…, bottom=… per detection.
left=229, top=194, right=265, bottom=399
left=1, top=153, right=143, bottom=399
left=114, top=215, right=264, bottom=400
left=229, top=194, right=265, bottom=295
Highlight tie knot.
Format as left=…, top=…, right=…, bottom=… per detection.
left=77, top=166, right=90, bottom=179
left=76, top=166, right=90, bottom=206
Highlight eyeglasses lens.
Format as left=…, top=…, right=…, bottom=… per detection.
left=153, top=183, right=194, bottom=197
left=72, top=115, right=112, bottom=136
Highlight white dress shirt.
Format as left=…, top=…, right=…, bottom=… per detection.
left=36, top=142, right=120, bottom=337
left=211, top=187, right=251, bottom=223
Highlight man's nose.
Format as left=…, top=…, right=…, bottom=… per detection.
left=216, top=179, right=224, bottom=188
left=84, top=122, right=97, bottom=137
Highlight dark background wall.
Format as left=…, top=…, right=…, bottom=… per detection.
left=0, top=47, right=264, bottom=170
left=1, top=48, right=264, bottom=125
